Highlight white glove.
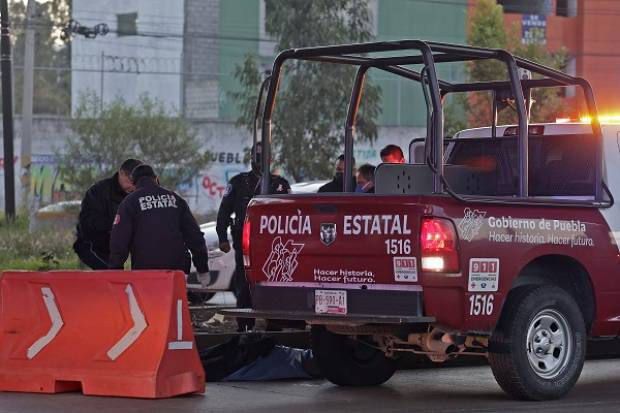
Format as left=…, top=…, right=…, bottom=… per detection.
left=198, top=272, right=213, bottom=287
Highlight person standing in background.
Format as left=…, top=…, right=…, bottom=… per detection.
left=217, top=143, right=290, bottom=331
left=380, top=145, right=406, bottom=163
left=318, top=154, right=356, bottom=193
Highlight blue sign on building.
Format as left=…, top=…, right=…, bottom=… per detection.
left=522, top=14, right=547, bottom=45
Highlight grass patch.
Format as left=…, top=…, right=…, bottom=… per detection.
left=1, top=257, right=80, bottom=271
left=0, top=215, right=78, bottom=271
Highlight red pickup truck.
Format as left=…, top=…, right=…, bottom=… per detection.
left=226, top=41, right=619, bottom=401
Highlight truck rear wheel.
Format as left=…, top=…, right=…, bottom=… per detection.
left=311, top=326, right=396, bottom=386
left=489, top=285, right=586, bottom=400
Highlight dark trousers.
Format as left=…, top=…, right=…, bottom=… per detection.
left=233, top=246, right=254, bottom=331
left=74, top=240, right=109, bottom=270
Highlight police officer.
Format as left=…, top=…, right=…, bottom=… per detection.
left=74, top=158, right=143, bottom=269
left=217, top=143, right=290, bottom=331
left=108, top=164, right=209, bottom=278
left=318, top=154, right=356, bottom=193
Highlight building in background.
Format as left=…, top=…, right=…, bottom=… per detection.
left=218, top=0, right=468, bottom=127
left=182, top=0, right=220, bottom=119
left=71, top=0, right=184, bottom=112
left=491, top=0, right=620, bottom=116
left=20, top=0, right=620, bottom=213
left=64, top=0, right=468, bottom=215
left=70, top=0, right=468, bottom=123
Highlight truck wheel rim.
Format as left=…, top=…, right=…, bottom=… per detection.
left=525, top=309, right=573, bottom=379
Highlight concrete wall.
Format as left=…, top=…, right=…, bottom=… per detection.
left=0, top=116, right=73, bottom=211
left=0, top=117, right=421, bottom=216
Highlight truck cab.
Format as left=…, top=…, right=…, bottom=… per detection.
left=223, top=40, right=619, bottom=401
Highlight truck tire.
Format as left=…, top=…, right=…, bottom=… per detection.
left=311, top=325, right=396, bottom=386
left=489, top=285, right=586, bottom=400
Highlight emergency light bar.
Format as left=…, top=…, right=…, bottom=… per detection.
left=556, top=114, right=620, bottom=124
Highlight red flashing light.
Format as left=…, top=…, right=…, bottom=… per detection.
left=420, top=218, right=460, bottom=273
left=242, top=219, right=251, bottom=267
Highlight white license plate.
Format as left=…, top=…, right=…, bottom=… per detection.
left=315, top=290, right=347, bottom=315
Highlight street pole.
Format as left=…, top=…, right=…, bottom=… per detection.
left=0, top=0, right=15, bottom=221
left=20, top=0, right=35, bottom=211
left=100, top=51, right=104, bottom=110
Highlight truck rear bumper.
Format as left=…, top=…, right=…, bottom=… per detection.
left=219, top=308, right=435, bottom=325
left=219, top=285, right=434, bottom=325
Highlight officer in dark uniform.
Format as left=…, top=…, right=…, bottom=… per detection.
left=108, top=164, right=209, bottom=277
left=318, top=154, right=356, bottom=193
left=217, top=143, right=290, bottom=331
left=74, top=158, right=143, bottom=269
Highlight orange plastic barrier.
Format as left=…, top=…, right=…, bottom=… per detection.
left=0, top=270, right=205, bottom=398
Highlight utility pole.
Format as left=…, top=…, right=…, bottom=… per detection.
left=20, top=0, right=35, bottom=211
left=0, top=0, right=15, bottom=222
left=100, top=51, right=104, bottom=110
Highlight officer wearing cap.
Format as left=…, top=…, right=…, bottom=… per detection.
left=109, top=164, right=209, bottom=278
left=217, top=142, right=290, bottom=331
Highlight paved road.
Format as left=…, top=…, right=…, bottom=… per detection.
left=1, top=358, right=620, bottom=413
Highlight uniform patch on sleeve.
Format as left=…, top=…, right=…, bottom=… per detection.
left=113, top=214, right=121, bottom=225
left=223, top=184, right=233, bottom=197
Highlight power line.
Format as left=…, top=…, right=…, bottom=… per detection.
left=11, top=63, right=464, bottom=82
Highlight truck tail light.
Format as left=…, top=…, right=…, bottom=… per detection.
left=242, top=218, right=251, bottom=267
left=420, top=218, right=460, bottom=273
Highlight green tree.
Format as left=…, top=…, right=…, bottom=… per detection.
left=231, top=0, right=381, bottom=181
left=9, top=0, right=71, bottom=115
left=57, top=93, right=210, bottom=193
left=510, top=41, right=568, bottom=123
left=468, top=0, right=507, bottom=82
left=458, top=0, right=567, bottom=127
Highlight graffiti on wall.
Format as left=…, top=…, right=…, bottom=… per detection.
left=30, top=155, right=79, bottom=204
left=2, top=132, right=411, bottom=215
left=180, top=136, right=410, bottom=216
left=183, top=149, right=247, bottom=215
left=0, top=155, right=78, bottom=208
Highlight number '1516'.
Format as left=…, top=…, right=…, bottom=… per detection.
left=469, top=294, right=494, bottom=316
left=385, top=239, right=411, bottom=255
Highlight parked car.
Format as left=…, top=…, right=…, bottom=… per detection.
left=30, top=200, right=81, bottom=231
left=187, top=180, right=328, bottom=304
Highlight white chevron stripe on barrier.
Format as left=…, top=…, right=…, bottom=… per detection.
left=27, top=287, right=64, bottom=360
left=107, top=284, right=148, bottom=361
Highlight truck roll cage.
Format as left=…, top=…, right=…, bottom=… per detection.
left=255, top=40, right=609, bottom=208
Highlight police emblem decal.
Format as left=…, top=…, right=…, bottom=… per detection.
left=320, top=223, right=337, bottom=246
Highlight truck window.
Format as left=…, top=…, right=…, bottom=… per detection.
left=446, top=134, right=596, bottom=197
